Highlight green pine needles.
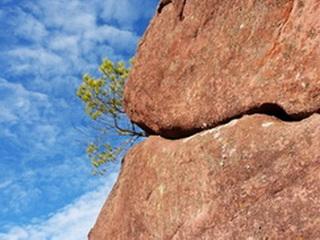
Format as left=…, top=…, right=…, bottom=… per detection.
left=77, top=59, right=147, bottom=174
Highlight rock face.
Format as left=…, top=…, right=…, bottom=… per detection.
left=124, top=0, right=320, bottom=138
left=90, top=0, right=320, bottom=239
left=90, top=114, right=320, bottom=239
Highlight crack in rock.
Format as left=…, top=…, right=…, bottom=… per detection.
left=157, top=0, right=187, bottom=20
left=161, top=102, right=319, bottom=140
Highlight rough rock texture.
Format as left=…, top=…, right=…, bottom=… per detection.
left=89, top=114, right=320, bottom=240
left=124, top=0, right=320, bottom=137
left=90, top=0, right=320, bottom=238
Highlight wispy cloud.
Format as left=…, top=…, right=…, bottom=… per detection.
left=12, top=8, right=48, bottom=43
left=99, top=0, right=157, bottom=29
left=0, top=0, right=157, bottom=237
left=0, top=78, right=50, bottom=125
left=0, top=172, right=118, bottom=240
left=0, top=180, right=13, bottom=190
left=4, top=0, right=144, bottom=81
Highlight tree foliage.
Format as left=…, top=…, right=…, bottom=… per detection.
left=77, top=58, right=146, bottom=174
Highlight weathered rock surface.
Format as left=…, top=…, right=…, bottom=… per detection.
left=124, top=0, right=320, bottom=137
left=91, top=1, right=320, bottom=238
left=89, top=114, right=320, bottom=240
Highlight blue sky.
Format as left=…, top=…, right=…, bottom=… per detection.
left=0, top=0, right=157, bottom=239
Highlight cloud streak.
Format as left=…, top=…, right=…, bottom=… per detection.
left=0, top=172, right=118, bottom=240
left=0, top=78, right=50, bottom=125
left=4, top=0, right=144, bottom=81
left=0, top=0, right=158, bottom=237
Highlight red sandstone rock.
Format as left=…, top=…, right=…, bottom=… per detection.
left=124, top=0, right=320, bottom=137
left=89, top=114, right=320, bottom=239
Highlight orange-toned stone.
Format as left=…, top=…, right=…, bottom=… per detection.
left=89, top=114, right=320, bottom=239
left=124, top=0, right=320, bottom=137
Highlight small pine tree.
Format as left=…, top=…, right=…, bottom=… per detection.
left=77, top=58, right=146, bottom=174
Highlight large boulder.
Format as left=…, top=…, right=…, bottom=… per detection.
left=89, top=114, right=320, bottom=239
left=124, top=0, right=320, bottom=138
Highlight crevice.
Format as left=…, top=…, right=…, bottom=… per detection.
left=178, top=0, right=187, bottom=21
left=148, top=103, right=319, bottom=139
left=157, top=0, right=187, bottom=21
left=145, top=189, right=154, bottom=201
left=241, top=103, right=308, bottom=121
left=169, top=221, right=185, bottom=240
left=157, top=0, right=172, bottom=14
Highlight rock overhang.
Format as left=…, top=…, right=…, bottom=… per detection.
left=89, top=1, right=320, bottom=238
left=124, top=0, right=320, bottom=138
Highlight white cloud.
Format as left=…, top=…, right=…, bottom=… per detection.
left=0, top=0, right=156, bottom=236
left=7, top=47, right=67, bottom=76
left=31, top=124, right=59, bottom=150
left=0, top=180, right=13, bottom=191
left=13, top=9, right=48, bottom=43
left=5, top=0, right=143, bottom=82
left=48, top=35, right=79, bottom=53
left=84, top=25, right=138, bottom=52
left=0, top=154, right=112, bottom=217
left=99, top=0, right=157, bottom=29
left=0, top=78, right=50, bottom=125
left=0, top=78, right=64, bottom=155
left=0, top=108, right=17, bottom=123
left=2, top=183, right=42, bottom=214
left=101, top=0, right=140, bottom=26
left=32, top=0, right=97, bottom=33
left=0, top=172, right=118, bottom=240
